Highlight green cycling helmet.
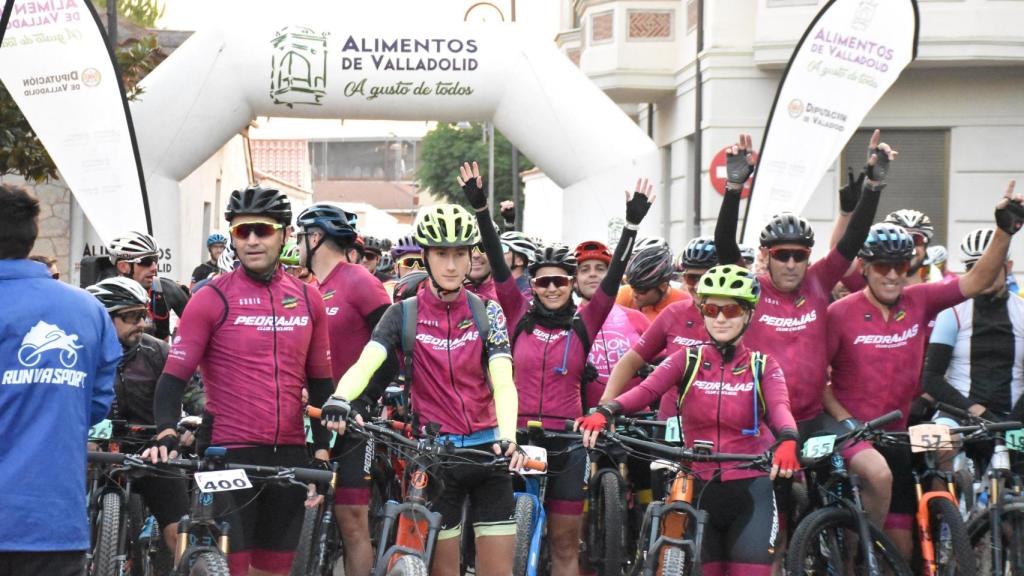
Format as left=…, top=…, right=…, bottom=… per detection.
left=280, top=240, right=301, bottom=266
left=696, top=264, right=760, bottom=307
left=413, top=204, right=480, bottom=248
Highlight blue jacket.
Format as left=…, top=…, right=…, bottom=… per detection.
left=0, top=259, right=120, bottom=551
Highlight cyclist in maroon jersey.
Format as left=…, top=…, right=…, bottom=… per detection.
left=147, top=186, right=334, bottom=576
left=825, top=179, right=1023, bottom=558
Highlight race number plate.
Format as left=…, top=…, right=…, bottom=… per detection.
left=195, top=469, right=253, bottom=493
left=801, top=434, right=836, bottom=459
left=518, top=445, right=548, bottom=475
left=908, top=423, right=953, bottom=453
left=89, top=419, right=112, bottom=440
left=1006, top=429, right=1024, bottom=452
left=665, top=418, right=682, bottom=443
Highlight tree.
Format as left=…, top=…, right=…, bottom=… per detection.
left=416, top=122, right=534, bottom=218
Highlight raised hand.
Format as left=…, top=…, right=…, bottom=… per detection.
left=864, top=129, right=898, bottom=184
left=625, top=177, right=656, bottom=225
left=457, top=161, right=488, bottom=211
left=994, top=180, right=1024, bottom=235
left=839, top=167, right=866, bottom=213
left=500, top=200, right=515, bottom=224
left=726, top=134, right=757, bottom=188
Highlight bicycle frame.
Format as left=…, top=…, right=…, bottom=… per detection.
left=372, top=451, right=443, bottom=576
left=912, top=452, right=960, bottom=576
left=636, top=465, right=704, bottom=576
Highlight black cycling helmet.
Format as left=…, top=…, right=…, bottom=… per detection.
left=759, top=213, right=815, bottom=248
left=362, top=236, right=386, bottom=256
left=859, top=223, right=914, bottom=261
left=627, top=245, right=674, bottom=290
left=529, top=243, right=577, bottom=276
left=224, top=185, right=292, bottom=224
left=86, top=277, right=149, bottom=313
left=393, top=270, right=429, bottom=301
left=678, top=236, right=717, bottom=270
left=296, top=203, right=358, bottom=242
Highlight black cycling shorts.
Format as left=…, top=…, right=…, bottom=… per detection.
left=875, top=441, right=916, bottom=516
left=433, top=450, right=516, bottom=540
left=0, top=551, right=84, bottom=576
left=515, top=434, right=588, bottom=515
left=330, top=433, right=373, bottom=505
left=133, top=471, right=189, bottom=530
left=694, top=476, right=779, bottom=566
left=215, top=445, right=308, bottom=574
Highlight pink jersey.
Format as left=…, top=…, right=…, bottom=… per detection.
left=632, top=299, right=708, bottom=418
left=827, top=279, right=965, bottom=430
left=495, top=277, right=612, bottom=429
left=615, top=342, right=797, bottom=481
left=465, top=277, right=499, bottom=302
left=316, top=262, right=392, bottom=380
left=584, top=304, right=649, bottom=410
left=164, top=268, right=332, bottom=447
left=744, top=249, right=851, bottom=422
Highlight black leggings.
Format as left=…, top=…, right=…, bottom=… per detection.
left=694, top=476, right=778, bottom=566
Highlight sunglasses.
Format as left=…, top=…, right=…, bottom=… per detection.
left=870, top=260, right=911, bottom=276
left=229, top=222, right=284, bottom=240
left=472, top=245, right=485, bottom=255
left=700, top=302, right=747, bottom=319
left=682, top=272, right=703, bottom=287
left=531, top=275, right=573, bottom=289
left=114, top=310, right=148, bottom=324
left=769, top=248, right=811, bottom=263
left=129, top=255, right=159, bottom=267
left=397, top=256, right=425, bottom=270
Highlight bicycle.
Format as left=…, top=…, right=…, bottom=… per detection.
left=88, top=447, right=336, bottom=576
left=583, top=414, right=667, bottom=576
left=932, top=403, right=1024, bottom=576
left=784, top=410, right=912, bottom=576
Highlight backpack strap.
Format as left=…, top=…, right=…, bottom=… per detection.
left=742, top=351, right=767, bottom=436
left=465, top=291, right=491, bottom=344
left=676, top=345, right=704, bottom=409
left=399, top=297, right=418, bottom=384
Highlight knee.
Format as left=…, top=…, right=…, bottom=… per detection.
left=336, top=506, right=369, bottom=537
left=852, top=451, right=892, bottom=492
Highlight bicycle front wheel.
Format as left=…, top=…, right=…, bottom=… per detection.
left=967, top=508, right=1024, bottom=575
left=92, top=492, right=122, bottom=576
left=290, top=504, right=322, bottom=576
left=785, top=507, right=911, bottom=576
left=659, top=545, right=698, bottom=576
left=513, top=494, right=537, bottom=576
left=597, top=473, right=625, bottom=576
left=927, top=497, right=975, bottom=576
left=386, top=554, right=429, bottom=576
left=188, top=551, right=230, bottom=576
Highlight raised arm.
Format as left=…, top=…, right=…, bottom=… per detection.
left=714, top=134, right=756, bottom=265
left=959, top=180, right=1023, bottom=298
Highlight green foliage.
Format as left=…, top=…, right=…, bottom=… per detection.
left=91, top=0, right=166, bottom=28
left=416, top=122, right=534, bottom=218
left=0, top=36, right=161, bottom=182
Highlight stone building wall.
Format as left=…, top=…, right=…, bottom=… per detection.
left=0, top=176, right=72, bottom=281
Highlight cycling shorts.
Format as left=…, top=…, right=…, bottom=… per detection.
left=694, top=476, right=779, bottom=566
left=134, top=470, right=189, bottom=530
left=0, top=551, right=84, bottom=576
left=215, top=445, right=308, bottom=575
left=434, top=451, right=516, bottom=540
left=875, top=441, right=916, bottom=517
left=515, top=435, right=588, bottom=515
left=330, top=433, right=373, bottom=506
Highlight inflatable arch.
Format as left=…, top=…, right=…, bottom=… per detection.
left=131, top=2, right=662, bottom=281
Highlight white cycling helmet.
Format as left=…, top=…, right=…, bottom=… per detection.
left=217, top=246, right=238, bottom=274
left=108, top=231, right=160, bottom=262
left=960, top=228, right=1008, bottom=265
left=635, top=236, right=668, bottom=254
left=923, top=245, right=948, bottom=267
left=86, top=277, right=148, bottom=312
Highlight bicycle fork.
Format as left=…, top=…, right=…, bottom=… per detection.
left=913, top=470, right=960, bottom=576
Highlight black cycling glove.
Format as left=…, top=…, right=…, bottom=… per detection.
left=995, top=201, right=1024, bottom=235
left=462, top=175, right=488, bottom=211
left=839, top=168, right=866, bottom=213
left=626, top=191, right=653, bottom=225
left=726, top=148, right=755, bottom=186
left=864, top=146, right=892, bottom=183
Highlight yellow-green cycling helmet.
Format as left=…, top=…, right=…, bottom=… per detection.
left=280, top=240, right=301, bottom=266
left=413, top=204, right=480, bottom=248
left=696, top=264, right=760, bottom=307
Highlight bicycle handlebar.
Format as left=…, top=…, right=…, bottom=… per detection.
left=601, top=429, right=766, bottom=467
left=87, top=451, right=336, bottom=484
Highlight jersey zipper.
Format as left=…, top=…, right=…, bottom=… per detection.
left=537, top=332, right=552, bottom=423
left=267, top=284, right=281, bottom=451
left=446, top=303, right=474, bottom=434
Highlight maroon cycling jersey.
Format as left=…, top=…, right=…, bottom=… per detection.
left=164, top=267, right=332, bottom=447
left=615, top=342, right=796, bottom=481
left=632, top=299, right=708, bottom=418
left=584, top=304, right=650, bottom=411
left=369, top=287, right=511, bottom=436
left=744, top=248, right=851, bottom=422
left=495, top=276, right=611, bottom=429
left=316, top=261, right=391, bottom=380
left=828, top=279, right=964, bottom=430
left=465, top=277, right=499, bottom=302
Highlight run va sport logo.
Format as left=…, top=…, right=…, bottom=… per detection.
left=3, top=321, right=88, bottom=387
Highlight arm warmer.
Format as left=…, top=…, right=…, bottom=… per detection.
left=354, top=350, right=399, bottom=416
left=476, top=209, right=512, bottom=282
left=489, top=356, right=518, bottom=441
left=306, top=376, right=335, bottom=451
left=334, top=342, right=388, bottom=399
left=921, top=343, right=972, bottom=412
left=835, top=187, right=881, bottom=261
left=154, top=372, right=188, bottom=433
left=601, top=226, right=638, bottom=297
left=714, top=189, right=743, bottom=265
